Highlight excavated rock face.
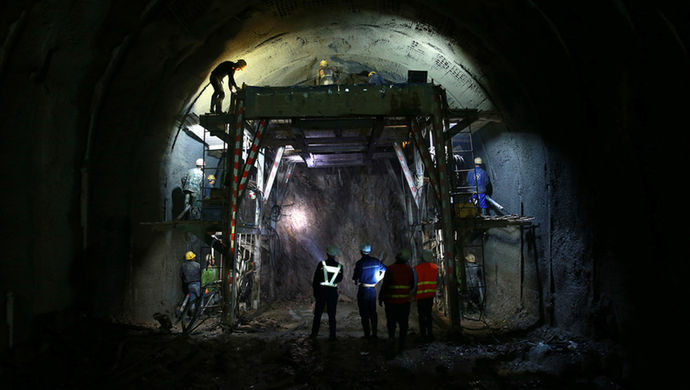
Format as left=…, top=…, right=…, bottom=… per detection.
left=269, top=164, right=408, bottom=300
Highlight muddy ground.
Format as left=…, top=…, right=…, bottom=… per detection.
left=1, top=299, right=628, bottom=389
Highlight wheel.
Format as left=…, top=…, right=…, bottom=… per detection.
left=180, top=297, right=200, bottom=333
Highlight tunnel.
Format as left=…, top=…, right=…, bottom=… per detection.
left=1, top=1, right=688, bottom=388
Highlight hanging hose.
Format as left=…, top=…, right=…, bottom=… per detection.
left=171, top=82, right=211, bottom=151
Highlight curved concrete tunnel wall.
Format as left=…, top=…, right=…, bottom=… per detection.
left=2, top=1, right=688, bottom=384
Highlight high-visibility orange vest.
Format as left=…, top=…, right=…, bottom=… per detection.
left=383, top=263, right=415, bottom=304
left=415, top=262, right=438, bottom=300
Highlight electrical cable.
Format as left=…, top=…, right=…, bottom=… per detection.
left=171, top=82, right=211, bottom=151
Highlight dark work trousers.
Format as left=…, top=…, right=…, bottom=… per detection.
left=357, top=286, right=378, bottom=337
left=384, top=302, right=410, bottom=348
left=210, top=75, right=224, bottom=113
left=417, top=297, right=434, bottom=339
left=311, top=287, right=338, bottom=338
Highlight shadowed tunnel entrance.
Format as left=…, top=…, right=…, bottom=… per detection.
left=1, top=1, right=688, bottom=388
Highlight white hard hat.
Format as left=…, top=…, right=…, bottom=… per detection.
left=360, top=243, right=371, bottom=254
left=196, top=158, right=205, bottom=166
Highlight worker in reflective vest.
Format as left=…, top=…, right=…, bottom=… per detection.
left=310, top=245, right=343, bottom=340
left=379, top=249, right=416, bottom=352
left=352, top=242, right=387, bottom=338
left=414, top=249, right=439, bottom=342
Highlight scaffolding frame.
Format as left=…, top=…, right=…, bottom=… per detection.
left=197, top=82, right=505, bottom=331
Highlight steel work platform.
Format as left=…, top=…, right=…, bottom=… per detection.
left=199, top=83, right=456, bottom=168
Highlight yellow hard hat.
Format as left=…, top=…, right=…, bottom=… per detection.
left=465, top=253, right=476, bottom=263
left=320, top=60, right=328, bottom=67
left=474, top=157, right=482, bottom=165
left=185, top=251, right=196, bottom=260
left=368, top=71, right=376, bottom=77
left=207, top=174, right=216, bottom=181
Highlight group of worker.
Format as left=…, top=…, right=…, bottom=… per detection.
left=207, top=58, right=388, bottom=115
left=180, top=250, right=220, bottom=311
left=309, top=243, right=438, bottom=352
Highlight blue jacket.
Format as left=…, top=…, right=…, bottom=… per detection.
left=368, top=73, right=385, bottom=86
left=353, top=255, right=386, bottom=285
left=466, top=165, right=490, bottom=193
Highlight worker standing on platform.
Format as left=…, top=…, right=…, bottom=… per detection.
left=379, top=249, right=416, bottom=352
left=181, top=158, right=205, bottom=220
left=466, top=157, right=491, bottom=215
left=209, top=59, right=247, bottom=114
left=316, top=59, right=338, bottom=86
left=203, top=174, right=216, bottom=199
left=414, top=249, right=439, bottom=342
left=367, top=71, right=385, bottom=86
left=310, top=245, right=344, bottom=340
left=352, top=242, right=386, bottom=338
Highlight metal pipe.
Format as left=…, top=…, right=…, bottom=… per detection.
left=393, top=142, right=419, bottom=206
left=485, top=195, right=507, bottom=215
left=263, top=146, right=284, bottom=202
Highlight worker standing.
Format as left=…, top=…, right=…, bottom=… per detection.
left=209, top=59, right=247, bottom=114
left=316, top=59, right=338, bottom=86
left=352, top=242, right=386, bottom=339
left=203, top=174, right=216, bottom=199
left=379, top=249, right=416, bottom=352
left=180, top=251, right=201, bottom=311
left=466, top=156, right=491, bottom=215
left=464, top=253, right=485, bottom=313
left=181, top=158, right=205, bottom=219
left=414, top=249, right=439, bottom=342
left=201, top=254, right=220, bottom=303
left=310, top=245, right=344, bottom=340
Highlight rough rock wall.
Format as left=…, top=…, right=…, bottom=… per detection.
left=268, top=163, right=409, bottom=301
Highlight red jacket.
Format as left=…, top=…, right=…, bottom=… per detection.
left=415, top=262, right=438, bottom=300
left=381, top=263, right=415, bottom=304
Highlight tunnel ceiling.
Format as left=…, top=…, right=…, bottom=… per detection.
left=189, top=3, right=493, bottom=114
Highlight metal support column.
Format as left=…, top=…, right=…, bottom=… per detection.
left=431, top=92, right=462, bottom=331
left=222, top=93, right=245, bottom=327
left=252, top=149, right=264, bottom=310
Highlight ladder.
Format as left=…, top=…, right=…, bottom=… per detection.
left=449, top=124, right=487, bottom=321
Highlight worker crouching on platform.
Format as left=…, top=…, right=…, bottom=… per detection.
left=209, top=59, right=247, bottom=114
left=352, top=242, right=386, bottom=339
left=310, top=245, right=344, bottom=340
left=414, top=249, right=439, bottom=342
left=379, top=249, right=416, bottom=352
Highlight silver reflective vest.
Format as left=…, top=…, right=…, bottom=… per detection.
left=320, top=261, right=342, bottom=287
left=318, top=67, right=335, bottom=85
